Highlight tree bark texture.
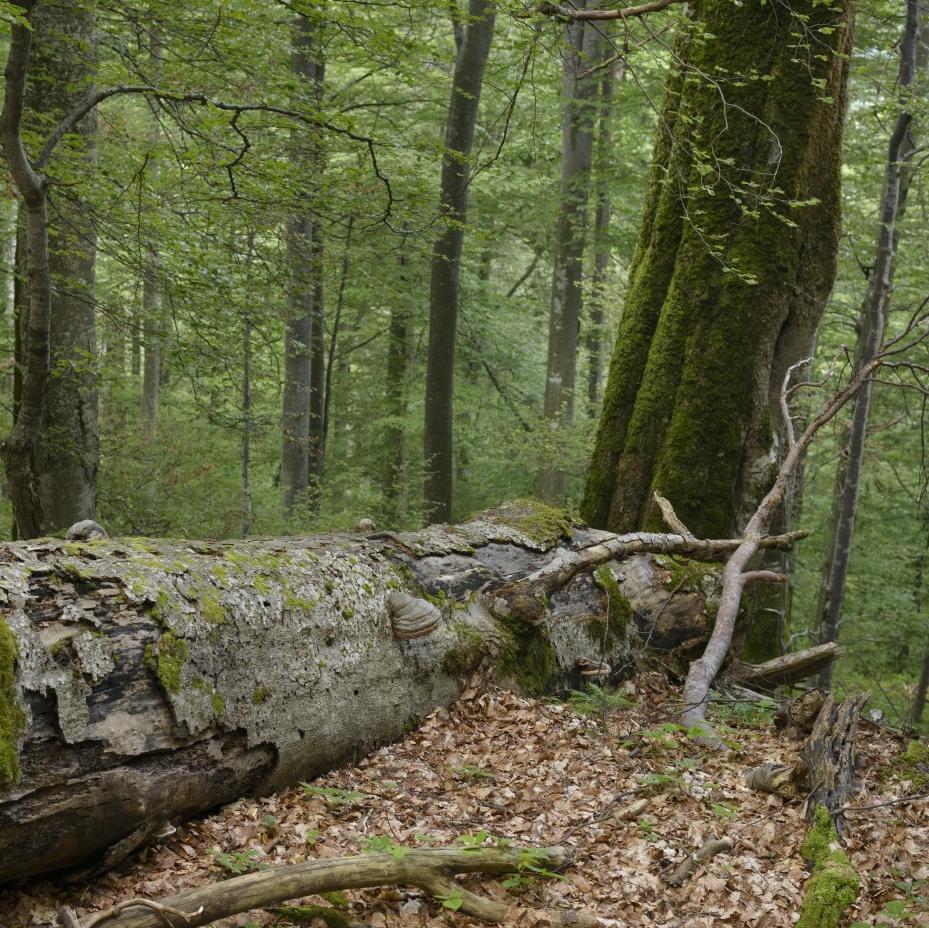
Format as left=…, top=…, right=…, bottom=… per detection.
left=582, top=0, right=853, bottom=539
left=535, top=8, right=601, bottom=503
left=1, top=1, right=100, bottom=538
left=423, top=0, right=496, bottom=523
left=586, top=58, right=619, bottom=414
left=814, top=0, right=921, bottom=690
left=0, top=500, right=731, bottom=884
left=281, top=12, right=323, bottom=522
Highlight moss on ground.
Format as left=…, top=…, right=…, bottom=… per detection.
left=797, top=805, right=859, bottom=928
left=0, top=619, right=26, bottom=789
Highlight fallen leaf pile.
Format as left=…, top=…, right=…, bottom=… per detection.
left=2, top=675, right=927, bottom=927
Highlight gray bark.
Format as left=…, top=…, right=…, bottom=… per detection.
left=422, top=0, right=496, bottom=523
left=383, top=232, right=412, bottom=526
left=815, top=0, right=921, bottom=690
left=586, top=58, right=620, bottom=413
left=536, top=9, right=601, bottom=502
left=14, top=2, right=99, bottom=535
left=281, top=12, right=322, bottom=522
left=0, top=501, right=730, bottom=884
left=141, top=37, right=164, bottom=442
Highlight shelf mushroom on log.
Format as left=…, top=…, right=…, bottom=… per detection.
left=0, top=499, right=816, bottom=883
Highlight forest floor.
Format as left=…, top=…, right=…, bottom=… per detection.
left=3, top=675, right=929, bottom=928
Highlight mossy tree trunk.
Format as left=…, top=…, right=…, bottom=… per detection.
left=583, top=0, right=853, bottom=541
left=0, top=501, right=730, bottom=885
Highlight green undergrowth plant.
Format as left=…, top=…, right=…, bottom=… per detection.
left=210, top=846, right=268, bottom=876
left=568, top=683, right=632, bottom=736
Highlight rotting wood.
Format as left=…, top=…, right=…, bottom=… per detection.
left=0, top=499, right=809, bottom=883
left=728, top=644, right=841, bottom=689
left=60, top=846, right=600, bottom=928
left=665, top=837, right=733, bottom=887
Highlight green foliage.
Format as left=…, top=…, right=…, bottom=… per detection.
left=362, top=835, right=409, bottom=860
left=210, top=846, right=269, bottom=875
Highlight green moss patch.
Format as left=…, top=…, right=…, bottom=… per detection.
left=593, top=565, right=632, bottom=637
left=896, top=740, right=929, bottom=789
left=797, top=805, right=859, bottom=928
left=145, top=631, right=189, bottom=695
left=0, top=619, right=26, bottom=790
left=482, top=498, right=576, bottom=548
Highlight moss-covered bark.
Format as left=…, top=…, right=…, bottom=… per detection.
left=797, top=805, right=859, bottom=928
left=583, top=0, right=854, bottom=542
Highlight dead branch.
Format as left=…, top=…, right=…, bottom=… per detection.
left=665, top=837, right=733, bottom=887
left=495, top=525, right=808, bottom=618
left=728, top=643, right=841, bottom=689
left=534, top=0, right=684, bottom=21
left=64, top=846, right=600, bottom=928
left=653, top=491, right=694, bottom=538
left=680, top=311, right=929, bottom=745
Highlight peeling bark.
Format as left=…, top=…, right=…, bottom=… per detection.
left=0, top=501, right=745, bottom=884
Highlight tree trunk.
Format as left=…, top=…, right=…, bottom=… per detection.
left=1, top=1, right=99, bottom=539
left=383, top=233, right=412, bottom=527
left=281, top=12, right=321, bottom=522
left=0, top=500, right=737, bottom=884
left=141, top=37, right=164, bottom=442
left=24, top=2, right=99, bottom=534
left=586, top=59, right=620, bottom=414
left=814, top=1, right=921, bottom=690
left=308, top=234, right=326, bottom=511
left=535, top=8, right=600, bottom=503
left=423, top=0, right=496, bottom=523
left=582, top=0, right=853, bottom=539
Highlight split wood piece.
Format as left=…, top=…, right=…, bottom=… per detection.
left=743, top=761, right=805, bottom=799
left=800, top=692, right=869, bottom=830
left=728, top=643, right=842, bottom=689
left=665, top=837, right=733, bottom=887
left=652, top=492, right=694, bottom=539
left=62, top=846, right=601, bottom=928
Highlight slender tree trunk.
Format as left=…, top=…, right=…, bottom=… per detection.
left=141, top=36, right=164, bottom=442
left=536, top=6, right=601, bottom=502
left=815, top=0, right=920, bottom=690
left=583, top=0, right=853, bottom=541
left=281, top=12, right=318, bottom=522
left=241, top=233, right=255, bottom=537
left=308, top=235, right=326, bottom=510
left=321, top=217, right=352, bottom=474
left=0, top=0, right=99, bottom=538
left=911, top=519, right=929, bottom=724
left=422, top=0, right=496, bottom=524
left=383, top=233, right=412, bottom=526
left=30, top=2, right=99, bottom=531
left=586, top=58, right=621, bottom=414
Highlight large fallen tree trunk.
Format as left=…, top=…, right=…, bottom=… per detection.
left=0, top=500, right=806, bottom=884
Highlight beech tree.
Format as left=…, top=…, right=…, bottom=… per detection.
left=423, top=0, right=496, bottom=524
left=583, top=0, right=854, bottom=540
left=3, top=0, right=99, bottom=537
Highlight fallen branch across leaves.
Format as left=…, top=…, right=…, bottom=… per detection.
left=59, top=846, right=601, bottom=928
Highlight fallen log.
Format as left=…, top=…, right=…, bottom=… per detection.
left=728, top=643, right=841, bottom=689
left=0, top=499, right=804, bottom=883
left=58, top=845, right=599, bottom=928
left=744, top=693, right=867, bottom=928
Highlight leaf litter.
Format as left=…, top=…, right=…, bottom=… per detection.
left=2, top=674, right=927, bottom=927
